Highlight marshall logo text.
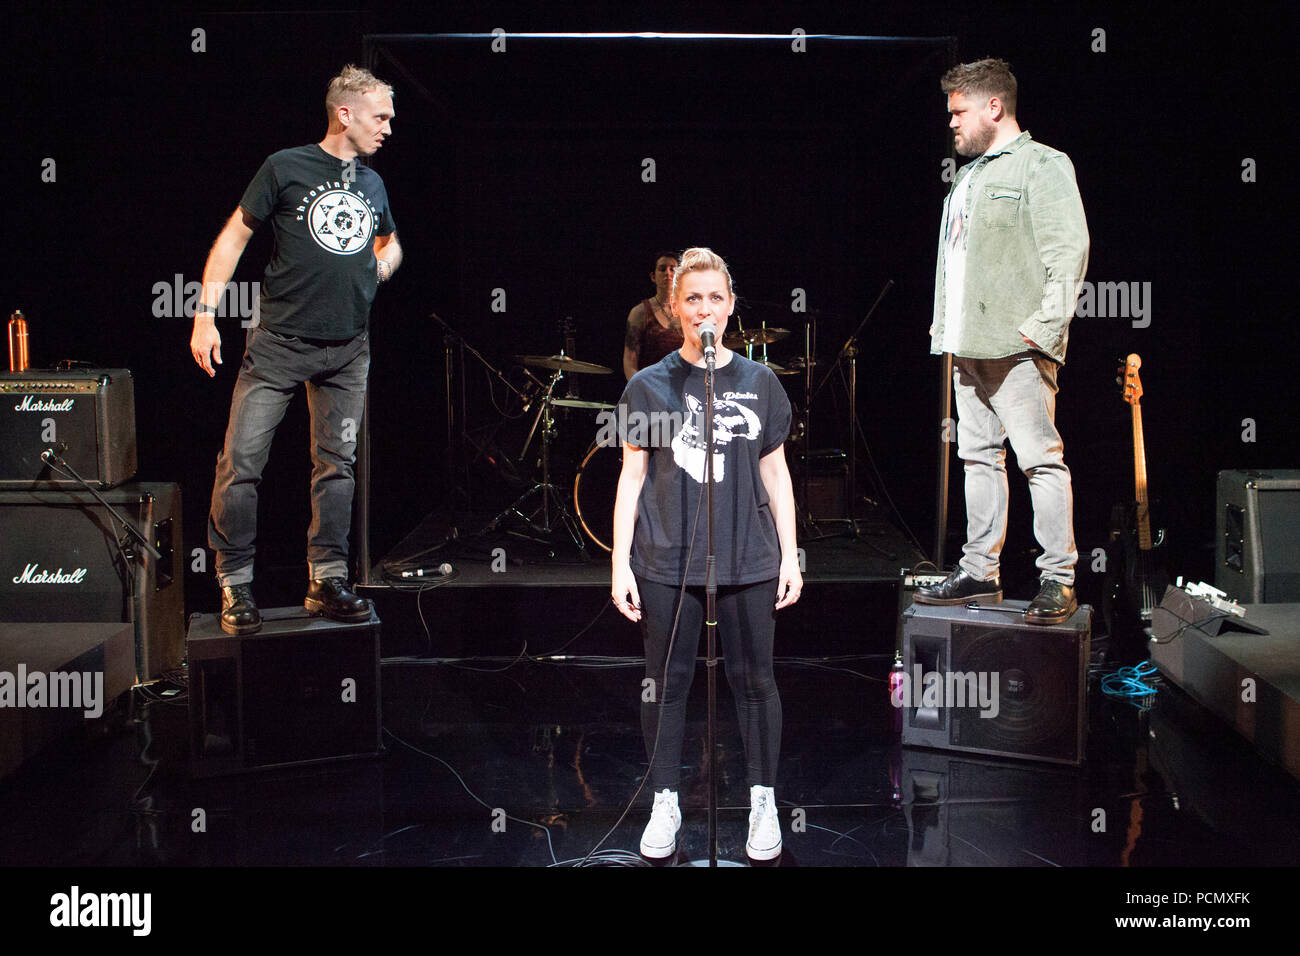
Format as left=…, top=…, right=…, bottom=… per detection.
left=13, top=395, right=75, bottom=412
left=11, top=563, right=89, bottom=585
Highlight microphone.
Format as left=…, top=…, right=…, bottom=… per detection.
left=40, top=441, right=69, bottom=463
left=699, top=321, right=718, bottom=364
left=398, top=562, right=454, bottom=579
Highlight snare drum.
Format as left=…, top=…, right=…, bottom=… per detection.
left=573, top=440, right=622, bottom=553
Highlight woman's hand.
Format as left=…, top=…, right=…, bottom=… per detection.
left=774, top=554, right=803, bottom=610
left=611, top=561, right=642, bottom=622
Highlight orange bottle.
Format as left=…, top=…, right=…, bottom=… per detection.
left=7, top=310, right=28, bottom=371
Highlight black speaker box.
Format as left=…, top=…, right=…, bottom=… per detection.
left=900, top=600, right=1091, bottom=765
left=0, top=482, right=183, bottom=681
left=794, top=449, right=848, bottom=520
left=187, top=607, right=382, bottom=777
left=0, top=369, right=137, bottom=488
left=1216, top=469, right=1300, bottom=603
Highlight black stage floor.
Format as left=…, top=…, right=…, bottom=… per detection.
left=3, top=609, right=1299, bottom=872
left=3, top=500, right=1298, bottom=928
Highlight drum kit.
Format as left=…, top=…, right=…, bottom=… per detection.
left=443, top=288, right=894, bottom=561
left=487, top=321, right=820, bottom=557
left=471, top=351, right=615, bottom=557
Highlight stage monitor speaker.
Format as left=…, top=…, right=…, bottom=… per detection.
left=1216, top=469, right=1300, bottom=603
left=0, top=482, right=183, bottom=681
left=900, top=601, right=1091, bottom=766
left=0, top=368, right=137, bottom=488
left=187, top=607, right=382, bottom=777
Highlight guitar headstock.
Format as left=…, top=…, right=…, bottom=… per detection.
left=1118, top=353, right=1143, bottom=407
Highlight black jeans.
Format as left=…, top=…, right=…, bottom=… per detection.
left=207, top=325, right=370, bottom=586
left=637, top=576, right=782, bottom=793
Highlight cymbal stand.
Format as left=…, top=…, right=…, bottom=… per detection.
left=486, top=370, right=589, bottom=557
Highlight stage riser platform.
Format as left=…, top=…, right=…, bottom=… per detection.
left=1150, top=602, right=1300, bottom=782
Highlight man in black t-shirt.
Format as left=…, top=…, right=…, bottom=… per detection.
left=190, top=65, right=402, bottom=635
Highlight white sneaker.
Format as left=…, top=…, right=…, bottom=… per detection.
left=640, top=789, right=682, bottom=859
left=746, top=785, right=782, bottom=861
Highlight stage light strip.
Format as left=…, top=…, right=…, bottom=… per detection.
left=367, top=32, right=950, bottom=42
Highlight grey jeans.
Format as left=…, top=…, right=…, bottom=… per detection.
left=953, top=352, right=1076, bottom=585
left=208, top=325, right=370, bottom=587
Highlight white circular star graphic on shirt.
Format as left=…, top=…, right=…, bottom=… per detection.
left=307, top=190, right=373, bottom=254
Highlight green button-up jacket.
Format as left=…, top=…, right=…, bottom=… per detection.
left=930, top=131, right=1090, bottom=364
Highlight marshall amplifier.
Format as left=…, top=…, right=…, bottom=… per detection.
left=0, top=368, right=137, bottom=488
left=0, top=482, right=183, bottom=681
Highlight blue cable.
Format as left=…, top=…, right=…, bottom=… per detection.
left=1101, top=660, right=1160, bottom=709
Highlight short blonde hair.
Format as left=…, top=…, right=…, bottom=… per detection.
left=671, top=247, right=735, bottom=300
left=325, top=64, right=393, bottom=121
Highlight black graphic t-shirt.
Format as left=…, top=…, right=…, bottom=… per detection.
left=239, top=145, right=397, bottom=340
left=618, top=351, right=792, bottom=586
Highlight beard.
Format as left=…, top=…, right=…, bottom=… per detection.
left=955, top=119, right=996, bottom=157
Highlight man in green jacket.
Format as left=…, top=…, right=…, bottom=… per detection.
left=915, top=58, right=1089, bottom=625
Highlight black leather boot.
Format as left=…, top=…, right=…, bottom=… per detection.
left=304, top=578, right=372, bottom=622
left=221, top=584, right=262, bottom=635
left=913, top=568, right=1002, bottom=606
left=1025, top=580, right=1078, bottom=625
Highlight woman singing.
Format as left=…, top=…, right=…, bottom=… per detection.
left=622, top=251, right=683, bottom=380
left=611, top=247, right=802, bottom=863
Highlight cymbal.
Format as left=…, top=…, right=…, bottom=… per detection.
left=782, top=357, right=822, bottom=372
left=551, top=397, right=615, bottom=411
left=756, top=359, right=789, bottom=374
left=514, top=354, right=613, bottom=375
left=723, top=327, right=790, bottom=348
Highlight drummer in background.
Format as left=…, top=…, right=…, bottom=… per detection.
left=622, top=251, right=683, bottom=380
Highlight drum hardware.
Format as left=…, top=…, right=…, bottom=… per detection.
left=801, top=281, right=895, bottom=559
left=487, top=361, right=592, bottom=556
left=550, top=397, right=615, bottom=411
left=512, top=353, right=614, bottom=376
left=431, top=312, right=539, bottom=515
left=721, top=327, right=790, bottom=348
left=573, top=440, right=622, bottom=553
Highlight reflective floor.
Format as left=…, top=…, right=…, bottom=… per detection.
left=3, top=622, right=1299, bottom=870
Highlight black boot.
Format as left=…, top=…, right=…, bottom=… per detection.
left=913, top=568, right=1002, bottom=606
left=1025, top=580, right=1078, bottom=625
left=221, top=584, right=262, bottom=635
left=304, top=578, right=372, bottom=622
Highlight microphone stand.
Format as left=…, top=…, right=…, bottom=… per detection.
left=41, top=448, right=161, bottom=561
left=686, top=335, right=741, bottom=868
left=41, top=446, right=162, bottom=680
left=704, top=340, right=719, bottom=867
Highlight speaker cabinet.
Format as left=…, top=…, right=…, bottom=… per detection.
left=794, top=449, right=848, bottom=520
left=900, top=601, right=1091, bottom=765
left=0, top=369, right=136, bottom=488
left=0, top=482, right=183, bottom=681
left=187, top=607, right=382, bottom=777
left=1216, top=469, right=1300, bottom=603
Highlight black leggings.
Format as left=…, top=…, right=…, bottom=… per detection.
left=637, top=576, right=782, bottom=792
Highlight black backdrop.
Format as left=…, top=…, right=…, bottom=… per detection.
left=10, top=1, right=1294, bottom=607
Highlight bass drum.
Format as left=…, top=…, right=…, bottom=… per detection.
left=573, top=441, right=623, bottom=553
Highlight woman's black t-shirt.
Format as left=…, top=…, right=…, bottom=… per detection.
left=618, top=350, right=791, bottom=586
